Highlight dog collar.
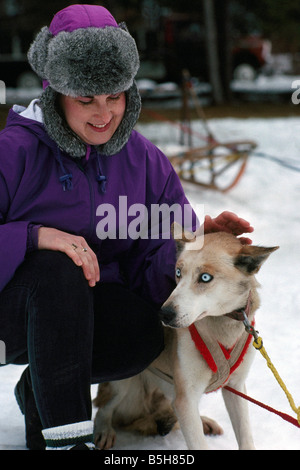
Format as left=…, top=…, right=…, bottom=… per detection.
left=225, top=290, right=252, bottom=321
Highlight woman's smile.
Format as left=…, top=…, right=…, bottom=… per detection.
left=87, top=120, right=112, bottom=133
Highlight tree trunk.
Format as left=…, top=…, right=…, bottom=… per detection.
left=215, top=0, right=232, bottom=101
left=203, top=0, right=224, bottom=104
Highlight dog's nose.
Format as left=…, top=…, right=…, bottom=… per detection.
left=159, top=305, right=177, bottom=327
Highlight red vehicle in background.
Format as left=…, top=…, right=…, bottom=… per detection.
left=232, top=34, right=272, bottom=81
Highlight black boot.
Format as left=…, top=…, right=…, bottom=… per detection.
left=14, top=367, right=46, bottom=450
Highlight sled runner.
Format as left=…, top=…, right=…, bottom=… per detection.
left=167, top=138, right=256, bottom=193
left=144, top=70, right=257, bottom=193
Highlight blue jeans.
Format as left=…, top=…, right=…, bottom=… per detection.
left=0, top=251, right=164, bottom=429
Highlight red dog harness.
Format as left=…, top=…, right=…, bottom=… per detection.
left=189, top=293, right=254, bottom=393
left=189, top=322, right=253, bottom=393
left=148, top=294, right=254, bottom=392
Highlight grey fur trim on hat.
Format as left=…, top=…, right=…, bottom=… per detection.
left=27, top=26, right=53, bottom=80
left=28, top=26, right=139, bottom=96
left=39, top=82, right=141, bottom=157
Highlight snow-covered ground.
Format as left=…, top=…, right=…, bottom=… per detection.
left=1, top=114, right=300, bottom=450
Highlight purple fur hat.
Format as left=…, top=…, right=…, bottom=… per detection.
left=27, top=4, right=141, bottom=157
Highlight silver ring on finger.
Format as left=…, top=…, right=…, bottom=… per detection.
left=82, top=247, right=88, bottom=252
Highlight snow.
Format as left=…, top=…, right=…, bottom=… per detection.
left=231, top=74, right=300, bottom=94
left=1, top=114, right=300, bottom=450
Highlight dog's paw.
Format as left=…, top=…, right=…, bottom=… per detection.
left=201, top=415, right=224, bottom=436
left=94, top=428, right=116, bottom=450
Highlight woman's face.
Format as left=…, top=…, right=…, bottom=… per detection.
left=60, top=92, right=126, bottom=146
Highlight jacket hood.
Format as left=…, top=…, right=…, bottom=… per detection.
left=6, top=105, right=54, bottom=149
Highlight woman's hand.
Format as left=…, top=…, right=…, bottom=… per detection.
left=38, top=227, right=100, bottom=287
left=204, top=211, right=254, bottom=245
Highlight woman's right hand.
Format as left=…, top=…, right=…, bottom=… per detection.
left=38, top=227, right=100, bottom=287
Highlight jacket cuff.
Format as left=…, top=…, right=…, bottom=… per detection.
left=26, top=223, right=42, bottom=253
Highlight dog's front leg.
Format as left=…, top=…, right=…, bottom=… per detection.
left=174, top=386, right=209, bottom=450
left=94, top=396, right=118, bottom=449
left=222, top=383, right=255, bottom=450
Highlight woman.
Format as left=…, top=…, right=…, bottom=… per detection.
left=0, top=5, right=253, bottom=450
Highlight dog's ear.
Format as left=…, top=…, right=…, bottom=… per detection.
left=171, top=222, right=196, bottom=254
left=234, top=245, right=279, bottom=274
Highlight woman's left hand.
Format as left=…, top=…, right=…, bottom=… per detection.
left=204, top=211, right=254, bottom=245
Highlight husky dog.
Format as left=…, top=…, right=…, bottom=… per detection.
left=94, top=228, right=278, bottom=450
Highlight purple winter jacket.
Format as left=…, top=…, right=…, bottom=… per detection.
left=0, top=107, right=196, bottom=306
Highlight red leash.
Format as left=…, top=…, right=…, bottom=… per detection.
left=224, top=385, right=300, bottom=428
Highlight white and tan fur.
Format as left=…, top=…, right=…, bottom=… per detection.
left=94, top=228, right=278, bottom=450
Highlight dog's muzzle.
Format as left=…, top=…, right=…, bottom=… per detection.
left=159, top=305, right=178, bottom=328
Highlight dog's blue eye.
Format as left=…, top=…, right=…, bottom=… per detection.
left=175, top=268, right=181, bottom=278
left=199, top=273, right=213, bottom=283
